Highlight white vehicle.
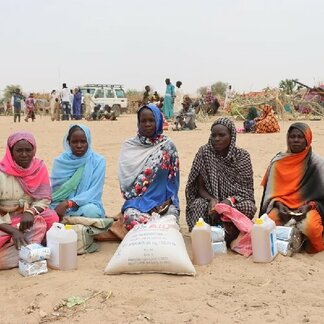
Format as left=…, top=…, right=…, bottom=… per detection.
left=79, top=84, right=128, bottom=116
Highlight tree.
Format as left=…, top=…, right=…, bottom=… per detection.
left=197, top=86, right=208, bottom=96
left=126, top=89, right=142, bottom=97
left=3, top=84, right=22, bottom=103
left=211, top=81, right=228, bottom=98
left=279, top=79, right=296, bottom=95
left=197, top=82, right=228, bottom=98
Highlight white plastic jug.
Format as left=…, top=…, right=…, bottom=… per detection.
left=191, top=218, right=213, bottom=265
left=46, top=223, right=78, bottom=270
left=251, top=214, right=278, bottom=263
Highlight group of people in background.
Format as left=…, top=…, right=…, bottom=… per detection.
left=49, top=85, right=116, bottom=122
left=243, top=104, right=281, bottom=133
left=49, top=83, right=83, bottom=121
left=9, top=84, right=84, bottom=124
left=10, top=89, right=35, bottom=123
left=142, top=79, right=197, bottom=132
left=142, top=80, right=235, bottom=133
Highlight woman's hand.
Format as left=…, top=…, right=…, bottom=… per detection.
left=19, top=212, right=34, bottom=232
left=294, top=204, right=310, bottom=215
left=55, top=201, right=69, bottom=219
left=208, top=198, right=218, bottom=215
left=152, top=199, right=171, bottom=215
left=208, top=198, right=221, bottom=225
left=12, top=228, right=28, bottom=250
left=220, top=198, right=232, bottom=206
left=275, top=201, right=292, bottom=224
left=292, top=204, right=310, bottom=221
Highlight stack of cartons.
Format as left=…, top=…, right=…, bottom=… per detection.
left=18, top=243, right=51, bottom=277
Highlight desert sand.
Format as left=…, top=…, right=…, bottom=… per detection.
left=1, top=113, right=324, bottom=324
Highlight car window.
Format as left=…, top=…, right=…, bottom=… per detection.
left=115, top=89, right=126, bottom=98
left=105, top=89, right=114, bottom=98
left=80, top=88, right=95, bottom=96
left=94, top=89, right=104, bottom=98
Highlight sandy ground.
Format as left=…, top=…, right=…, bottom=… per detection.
left=1, top=113, right=324, bottom=324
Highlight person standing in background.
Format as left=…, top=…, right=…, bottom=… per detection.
left=142, top=85, right=151, bottom=105
left=11, top=89, right=24, bottom=123
left=53, top=98, right=61, bottom=121
left=163, top=78, right=175, bottom=120
left=70, top=89, right=74, bottom=119
left=6, top=101, right=12, bottom=115
left=24, top=93, right=36, bottom=122
left=60, top=83, right=71, bottom=121
left=224, top=85, right=234, bottom=111
left=174, top=81, right=183, bottom=116
left=84, top=89, right=95, bottom=120
left=73, top=88, right=82, bottom=120
left=50, top=90, right=58, bottom=121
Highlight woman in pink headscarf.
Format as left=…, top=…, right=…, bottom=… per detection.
left=0, top=131, right=59, bottom=270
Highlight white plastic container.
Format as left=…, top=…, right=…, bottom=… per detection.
left=191, top=217, right=213, bottom=265
left=46, top=223, right=78, bottom=270
left=251, top=214, right=278, bottom=263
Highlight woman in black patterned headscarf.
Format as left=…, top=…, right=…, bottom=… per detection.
left=185, top=117, right=256, bottom=244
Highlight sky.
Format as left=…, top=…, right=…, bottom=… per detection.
left=0, top=0, right=323, bottom=95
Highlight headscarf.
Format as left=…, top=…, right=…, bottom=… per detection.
left=119, top=104, right=167, bottom=191
left=262, top=104, right=272, bottom=115
left=0, top=131, right=51, bottom=199
left=118, top=104, right=179, bottom=212
left=260, top=122, right=324, bottom=215
left=50, top=124, right=105, bottom=215
left=137, top=104, right=163, bottom=138
left=246, top=107, right=258, bottom=121
left=209, top=117, right=237, bottom=163
left=287, top=122, right=312, bottom=153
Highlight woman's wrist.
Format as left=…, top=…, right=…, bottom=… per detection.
left=274, top=201, right=281, bottom=208
left=227, top=196, right=236, bottom=207
left=67, top=200, right=74, bottom=209
left=24, top=209, right=35, bottom=217
left=30, top=206, right=42, bottom=215
left=0, top=223, right=19, bottom=235
left=308, top=201, right=317, bottom=211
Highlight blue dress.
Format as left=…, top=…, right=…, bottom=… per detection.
left=163, top=83, right=175, bottom=119
left=72, top=92, right=82, bottom=120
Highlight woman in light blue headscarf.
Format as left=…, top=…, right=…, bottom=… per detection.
left=50, top=124, right=106, bottom=219
left=118, top=104, right=180, bottom=230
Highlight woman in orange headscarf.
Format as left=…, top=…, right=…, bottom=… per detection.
left=260, top=122, right=324, bottom=253
left=255, top=104, right=280, bottom=133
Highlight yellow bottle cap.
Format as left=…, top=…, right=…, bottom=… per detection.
left=65, top=224, right=72, bottom=230
left=195, top=218, right=204, bottom=227
left=255, top=218, right=263, bottom=225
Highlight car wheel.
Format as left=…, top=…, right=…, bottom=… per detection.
left=112, top=104, right=121, bottom=117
